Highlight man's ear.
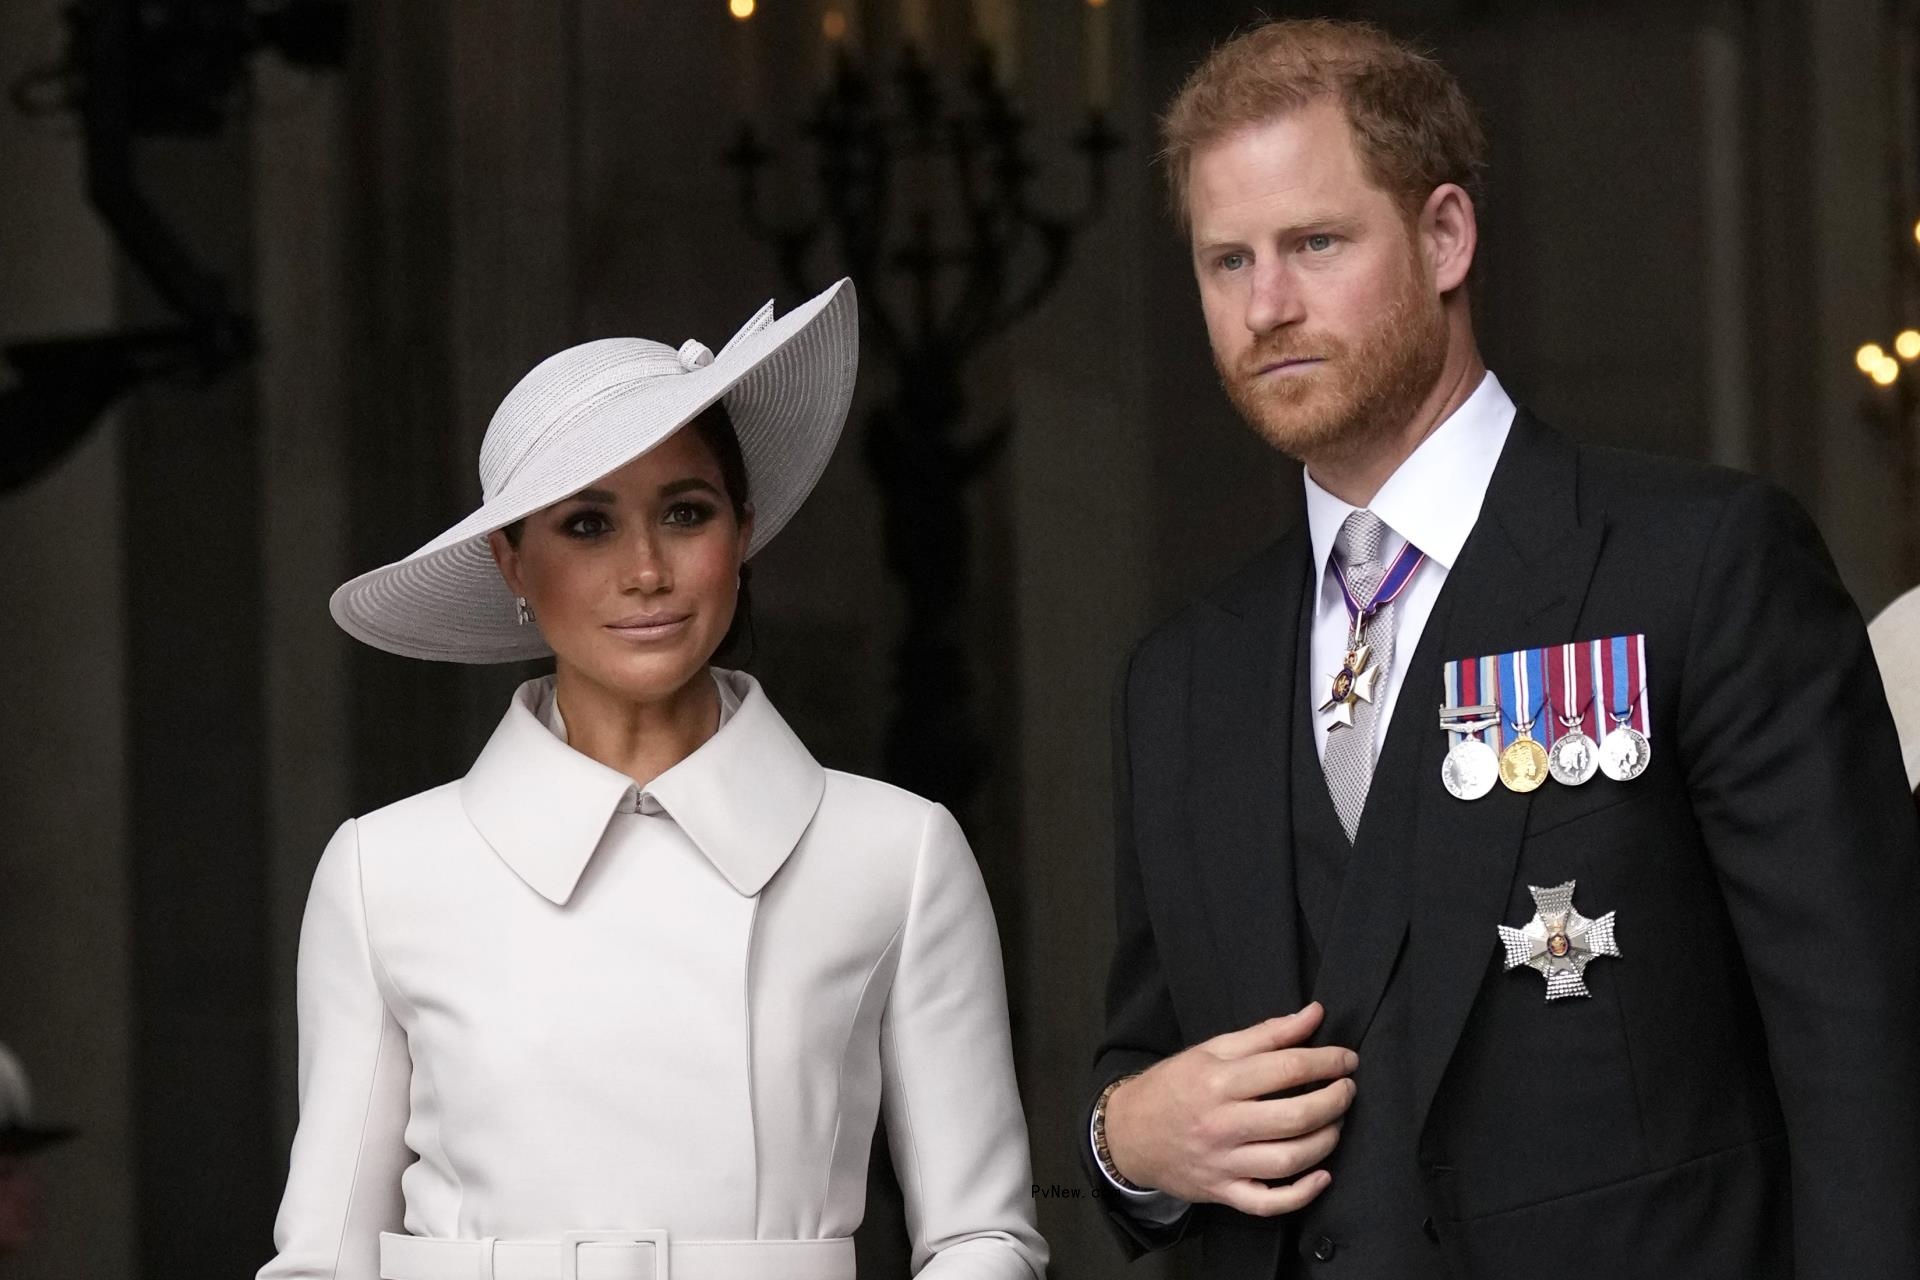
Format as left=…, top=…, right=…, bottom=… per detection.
left=1421, top=183, right=1478, bottom=296
left=486, top=529, right=524, bottom=598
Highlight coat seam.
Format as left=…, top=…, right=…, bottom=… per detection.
left=877, top=803, right=940, bottom=1239
left=357, top=818, right=465, bottom=1237
left=822, top=920, right=905, bottom=1229
left=326, top=817, right=393, bottom=1278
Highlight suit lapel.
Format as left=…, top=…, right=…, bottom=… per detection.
left=1189, top=531, right=1312, bottom=1030
left=1404, top=413, right=1608, bottom=1131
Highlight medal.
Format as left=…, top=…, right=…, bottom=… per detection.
left=1321, top=537, right=1427, bottom=731
left=1497, top=650, right=1548, bottom=793
left=1547, top=641, right=1599, bottom=786
left=1599, top=715, right=1651, bottom=781
left=1437, top=645, right=1499, bottom=805
left=1441, top=717, right=1500, bottom=800
left=1596, top=634, right=1652, bottom=782
left=1549, top=726, right=1599, bottom=786
left=1497, top=879, right=1621, bottom=1000
left=1319, top=636, right=1380, bottom=730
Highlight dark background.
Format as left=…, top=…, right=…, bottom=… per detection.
left=3, top=1, right=1915, bottom=1278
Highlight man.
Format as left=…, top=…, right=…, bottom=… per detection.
left=1081, top=18, right=1920, bottom=1279
left=0, top=1042, right=76, bottom=1262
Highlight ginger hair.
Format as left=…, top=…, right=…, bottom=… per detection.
left=1160, top=18, right=1488, bottom=230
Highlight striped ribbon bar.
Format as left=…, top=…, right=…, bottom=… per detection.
left=1443, top=635, right=1651, bottom=754
left=1330, top=539, right=1427, bottom=630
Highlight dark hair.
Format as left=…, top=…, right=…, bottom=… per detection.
left=501, top=400, right=756, bottom=663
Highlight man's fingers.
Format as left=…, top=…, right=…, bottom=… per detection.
left=1233, top=1077, right=1358, bottom=1142
left=1221, top=1121, right=1344, bottom=1182
left=1217, top=1169, right=1333, bottom=1218
left=1204, top=1002, right=1325, bottom=1060
left=1230, top=1044, right=1359, bottom=1100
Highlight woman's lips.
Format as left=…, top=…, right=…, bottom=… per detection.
left=605, top=612, right=691, bottom=640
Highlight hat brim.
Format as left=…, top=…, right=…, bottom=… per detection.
left=329, top=280, right=858, bottom=663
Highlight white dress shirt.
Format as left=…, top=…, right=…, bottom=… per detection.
left=1096, top=371, right=1516, bottom=1217
left=1304, top=371, right=1515, bottom=763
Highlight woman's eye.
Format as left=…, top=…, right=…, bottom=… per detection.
left=664, top=501, right=715, bottom=528
left=564, top=512, right=612, bottom=539
left=1218, top=252, right=1248, bottom=272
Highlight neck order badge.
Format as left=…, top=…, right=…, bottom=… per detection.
left=1439, top=635, right=1652, bottom=801
left=1319, top=540, right=1427, bottom=729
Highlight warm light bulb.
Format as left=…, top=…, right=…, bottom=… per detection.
left=1897, top=331, right=1920, bottom=361
left=823, top=8, right=847, bottom=39
left=1859, top=342, right=1888, bottom=373
left=730, top=0, right=755, bottom=19
left=1087, top=0, right=1110, bottom=7
left=1912, top=218, right=1920, bottom=247
left=1874, top=358, right=1901, bottom=387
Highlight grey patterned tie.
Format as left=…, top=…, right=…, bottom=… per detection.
left=1322, top=510, right=1396, bottom=842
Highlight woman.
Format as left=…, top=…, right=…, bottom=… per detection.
left=260, top=281, right=1047, bottom=1280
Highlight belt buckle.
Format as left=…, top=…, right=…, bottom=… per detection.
left=558, top=1230, right=669, bottom=1280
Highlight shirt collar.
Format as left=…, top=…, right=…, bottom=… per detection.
left=1304, top=370, right=1516, bottom=605
left=460, top=669, right=825, bottom=905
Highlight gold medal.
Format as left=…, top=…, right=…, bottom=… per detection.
left=1499, top=736, right=1549, bottom=792
left=1498, top=649, right=1548, bottom=792
left=1318, top=639, right=1380, bottom=730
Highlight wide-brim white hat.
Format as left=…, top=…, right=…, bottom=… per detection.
left=330, top=279, right=857, bottom=663
left=1870, top=583, right=1920, bottom=790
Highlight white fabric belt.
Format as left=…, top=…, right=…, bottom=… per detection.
left=379, top=1231, right=856, bottom=1280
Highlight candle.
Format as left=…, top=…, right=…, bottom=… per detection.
left=731, top=0, right=759, bottom=118
left=822, top=3, right=864, bottom=81
left=998, top=0, right=1018, bottom=88
left=900, top=0, right=930, bottom=48
left=971, top=0, right=1017, bottom=86
left=1086, top=0, right=1111, bottom=112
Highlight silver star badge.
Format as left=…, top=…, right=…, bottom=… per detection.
left=1319, top=643, right=1381, bottom=729
left=1496, top=880, right=1620, bottom=1000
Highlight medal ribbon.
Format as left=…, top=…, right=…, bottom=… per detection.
left=1501, top=648, right=1548, bottom=740
left=1329, top=538, right=1427, bottom=637
left=1444, top=635, right=1650, bottom=760
left=1598, top=633, right=1653, bottom=738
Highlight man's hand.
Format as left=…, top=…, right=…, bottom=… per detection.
left=1104, top=1002, right=1357, bottom=1215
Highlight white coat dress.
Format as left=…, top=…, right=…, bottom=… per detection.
left=258, top=669, right=1047, bottom=1280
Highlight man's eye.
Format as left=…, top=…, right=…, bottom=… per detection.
left=1304, top=234, right=1336, bottom=252
left=1218, top=252, right=1248, bottom=272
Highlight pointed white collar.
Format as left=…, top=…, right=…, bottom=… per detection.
left=1304, top=370, right=1515, bottom=601
left=460, top=668, right=825, bottom=905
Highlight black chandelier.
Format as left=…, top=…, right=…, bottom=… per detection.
left=1, top=0, right=349, bottom=495
left=728, top=1, right=1121, bottom=813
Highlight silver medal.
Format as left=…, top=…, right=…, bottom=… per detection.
left=1549, top=727, right=1600, bottom=786
left=1599, top=723, right=1651, bottom=781
left=1442, top=737, right=1499, bottom=800
left=1497, top=880, right=1621, bottom=1000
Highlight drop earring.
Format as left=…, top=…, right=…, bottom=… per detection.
left=516, top=596, right=534, bottom=626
